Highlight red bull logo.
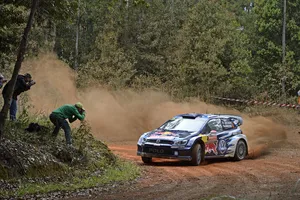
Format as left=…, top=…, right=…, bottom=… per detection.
left=150, top=131, right=177, bottom=137
left=205, top=142, right=218, bottom=155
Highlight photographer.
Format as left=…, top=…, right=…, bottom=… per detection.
left=2, top=73, right=36, bottom=121
left=49, top=102, right=86, bottom=145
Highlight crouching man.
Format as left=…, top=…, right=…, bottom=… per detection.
left=49, top=102, right=86, bottom=145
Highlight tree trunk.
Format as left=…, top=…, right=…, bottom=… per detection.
left=282, top=0, right=286, bottom=64
left=74, top=0, right=80, bottom=70
left=281, top=0, right=287, bottom=101
left=0, top=0, right=39, bottom=139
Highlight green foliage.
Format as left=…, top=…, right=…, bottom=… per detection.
left=0, top=159, right=139, bottom=198
left=76, top=0, right=255, bottom=99
left=78, top=0, right=198, bottom=91
left=73, top=121, right=117, bottom=170
left=252, top=0, right=300, bottom=99
left=172, top=0, right=252, bottom=99
left=4, top=0, right=300, bottom=101
left=0, top=3, right=28, bottom=73
left=78, top=21, right=136, bottom=89
left=54, top=0, right=112, bottom=68
left=14, top=159, right=139, bottom=197
left=0, top=0, right=78, bottom=76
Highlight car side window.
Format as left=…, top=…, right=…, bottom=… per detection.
left=221, top=118, right=236, bottom=130
left=204, top=118, right=223, bottom=133
left=202, top=125, right=211, bottom=134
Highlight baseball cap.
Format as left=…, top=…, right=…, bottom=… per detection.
left=75, top=102, right=85, bottom=110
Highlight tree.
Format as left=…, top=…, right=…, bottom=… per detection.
left=0, top=0, right=77, bottom=72
left=0, top=3, right=28, bottom=73
left=172, top=0, right=252, bottom=99
left=78, top=18, right=136, bottom=89
left=78, top=0, right=196, bottom=89
left=253, top=0, right=300, bottom=99
left=54, top=0, right=112, bottom=69
left=0, top=0, right=39, bottom=138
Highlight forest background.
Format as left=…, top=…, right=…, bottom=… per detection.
left=1, top=0, right=299, bottom=102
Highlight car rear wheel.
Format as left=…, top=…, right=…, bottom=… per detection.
left=233, top=140, right=247, bottom=161
left=141, top=156, right=152, bottom=164
left=190, top=143, right=202, bottom=166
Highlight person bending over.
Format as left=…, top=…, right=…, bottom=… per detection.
left=49, top=102, right=86, bottom=145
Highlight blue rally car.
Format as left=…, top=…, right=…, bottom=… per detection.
left=137, top=113, right=248, bottom=166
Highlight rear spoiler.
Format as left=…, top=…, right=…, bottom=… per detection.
left=214, top=114, right=243, bottom=126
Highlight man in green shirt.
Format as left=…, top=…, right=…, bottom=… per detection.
left=49, top=102, right=86, bottom=145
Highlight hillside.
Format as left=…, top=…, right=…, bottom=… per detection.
left=0, top=117, right=139, bottom=199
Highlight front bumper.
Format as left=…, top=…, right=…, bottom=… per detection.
left=137, top=144, right=192, bottom=161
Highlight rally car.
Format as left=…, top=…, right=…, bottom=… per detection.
left=137, top=113, right=248, bottom=166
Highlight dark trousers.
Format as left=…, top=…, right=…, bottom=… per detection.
left=10, top=99, right=17, bottom=121
left=2, top=95, right=17, bottom=121
left=49, top=113, right=72, bottom=144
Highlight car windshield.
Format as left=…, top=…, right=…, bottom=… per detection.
left=159, top=117, right=207, bottom=132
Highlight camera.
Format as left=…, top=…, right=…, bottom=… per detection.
left=30, top=80, right=36, bottom=85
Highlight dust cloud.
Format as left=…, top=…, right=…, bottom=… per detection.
left=22, top=53, right=286, bottom=157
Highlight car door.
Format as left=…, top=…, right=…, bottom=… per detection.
left=216, top=118, right=239, bottom=155
left=203, top=118, right=223, bottom=156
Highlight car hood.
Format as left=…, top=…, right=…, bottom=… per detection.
left=146, top=130, right=193, bottom=140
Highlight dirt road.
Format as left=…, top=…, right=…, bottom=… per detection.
left=84, top=130, right=300, bottom=200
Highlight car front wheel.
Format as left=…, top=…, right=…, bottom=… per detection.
left=233, top=140, right=247, bottom=161
left=190, top=143, right=202, bottom=166
left=142, top=156, right=152, bottom=164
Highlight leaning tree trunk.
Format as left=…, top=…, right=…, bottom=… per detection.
left=0, top=0, right=39, bottom=139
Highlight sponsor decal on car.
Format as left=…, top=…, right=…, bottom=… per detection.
left=148, top=148, right=164, bottom=154
left=149, top=131, right=177, bottom=137
left=218, top=139, right=227, bottom=155
left=205, top=142, right=218, bottom=155
left=199, top=134, right=209, bottom=143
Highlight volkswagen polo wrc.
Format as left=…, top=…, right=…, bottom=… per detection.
left=137, top=113, right=248, bottom=166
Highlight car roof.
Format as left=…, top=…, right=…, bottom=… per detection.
left=174, top=113, right=218, bottom=119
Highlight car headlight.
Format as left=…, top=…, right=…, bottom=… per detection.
left=172, top=139, right=188, bottom=148
left=137, top=132, right=150, bottom=145
left=138, top=137, right=146, bottom=145
left=178, top=140, right=188, bottom=146
left=186, top=139, right=194, bottom=146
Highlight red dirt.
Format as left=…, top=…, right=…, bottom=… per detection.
left=106, top=144, right=300, bottom=200
left=76, top=127, right=300, bottom=200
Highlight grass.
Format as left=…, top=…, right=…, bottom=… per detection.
left=0, top=159, right=140, bottom=198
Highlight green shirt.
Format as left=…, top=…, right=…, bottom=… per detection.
left=51, top=104, right=85, bottom=123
